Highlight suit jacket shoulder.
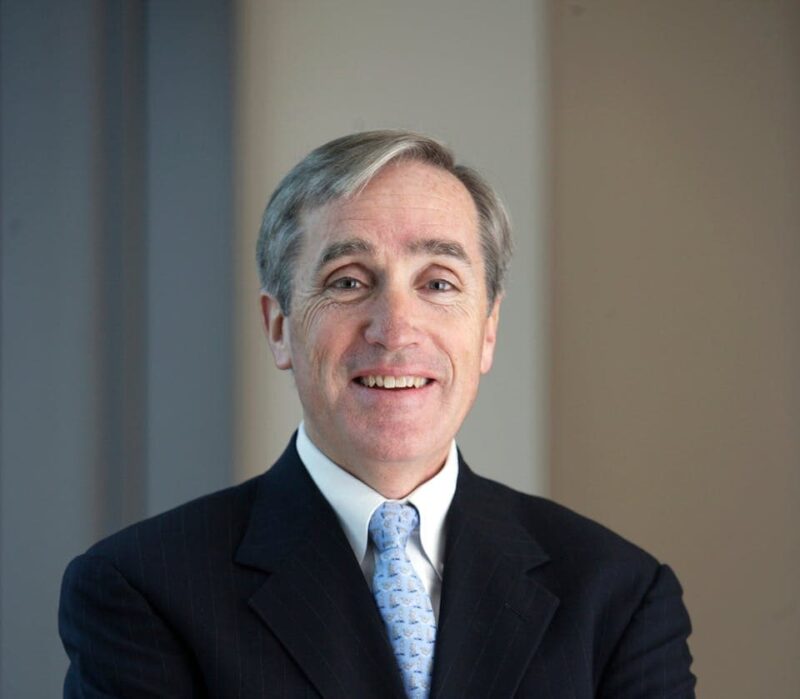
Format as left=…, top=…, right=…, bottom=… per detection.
left=466, top=470, right=668, bottom=601
left=79, top=473, right=260, bottom=587
left=434, top=461, right=695, bottom=697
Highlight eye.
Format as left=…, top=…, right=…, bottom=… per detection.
left=330, top=276, right=365, bottom=291
left=426, top=279, right=455, bottom=292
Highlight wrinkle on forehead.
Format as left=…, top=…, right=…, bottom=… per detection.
left=313, top=236, right=472, bottom=276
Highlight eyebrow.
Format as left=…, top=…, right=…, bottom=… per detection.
left=314, top=235, right=471, bottom=274
left=316, top=238, right=375, bottom=272
left=406, top=238, right=471, bottom=265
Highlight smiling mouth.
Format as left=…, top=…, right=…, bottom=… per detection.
left=357, top=375, right=430, bottom=389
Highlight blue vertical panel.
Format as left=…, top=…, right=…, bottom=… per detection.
left=144, top=0, right=234, bottom=515
left=0, top=1, right=102, bottom=694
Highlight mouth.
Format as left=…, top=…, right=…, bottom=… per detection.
left=355, top=375, right=431, bottom=389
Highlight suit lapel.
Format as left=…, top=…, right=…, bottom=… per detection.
left=234, top=441, right=558, bottom=698
left=431, top=457, right=559, bottom=698
left=235, top=439, right=406, bottom=699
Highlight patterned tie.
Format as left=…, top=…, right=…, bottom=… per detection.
left=368, top=502, right=436, bottom=699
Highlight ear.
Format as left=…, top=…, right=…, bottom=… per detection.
left=260, top=292, right=292, bottom=370
left=480, top=295, right=502, bottom=374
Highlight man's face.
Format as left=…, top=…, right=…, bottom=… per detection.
left=262, top=160, right=501, bottom=491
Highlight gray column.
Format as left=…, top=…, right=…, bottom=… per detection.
left=144, top=0, right=234, bottom=516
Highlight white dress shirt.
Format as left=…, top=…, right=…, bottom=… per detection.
left=296, top=422, right=458, bottom=620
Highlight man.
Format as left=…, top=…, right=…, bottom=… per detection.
left=60, top=131, right=696, bottom=697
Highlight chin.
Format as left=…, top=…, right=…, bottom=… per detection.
left=339, top=424, right=449, bottom=471
left=352, top=442, right=431, bottom=467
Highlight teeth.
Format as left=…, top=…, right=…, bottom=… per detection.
left=358, top=375, right=430, bottom=389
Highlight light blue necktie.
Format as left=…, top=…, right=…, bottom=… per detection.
left=369, top=502, right=436, bottom=699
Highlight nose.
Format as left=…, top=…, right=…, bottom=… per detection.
left=363, top=286, right=421, bottom=351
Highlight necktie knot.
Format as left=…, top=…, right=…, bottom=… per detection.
left=369, top=501, right=419, bottom=553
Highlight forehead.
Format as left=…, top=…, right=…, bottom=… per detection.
left=301, top=161, right=480, bottom=256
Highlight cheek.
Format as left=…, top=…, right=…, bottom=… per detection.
left=291, top=307, right=353, bottom=377
left=293, top=293, right=328, bottom=337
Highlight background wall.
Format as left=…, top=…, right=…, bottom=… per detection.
left=550, top=2, right=800, bottom=696
left=2, top=1, right=798, bottom=696
left=1, top=1, right=233, bottom=694
left=233, top=0, right=551, bottom=495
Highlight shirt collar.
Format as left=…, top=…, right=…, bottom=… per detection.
left=296, top=422, right=458, bottom=578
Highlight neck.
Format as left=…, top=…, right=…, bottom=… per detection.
left=347, top=459, right=446, bottom=499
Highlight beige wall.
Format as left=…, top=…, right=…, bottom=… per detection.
left=551, top=2, right=800, bottom=696
left=234, top=1, right=550, bottom=494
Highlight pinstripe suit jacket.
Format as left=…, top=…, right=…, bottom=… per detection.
left=59, top=436, right=696, bottom=697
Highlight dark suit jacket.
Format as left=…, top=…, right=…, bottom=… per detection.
left=59, top=437, right=696, bottom=697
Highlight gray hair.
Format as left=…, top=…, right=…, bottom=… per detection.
left=256, top=130, right=512, bottom=315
